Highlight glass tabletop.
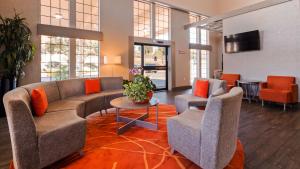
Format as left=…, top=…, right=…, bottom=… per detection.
left=110, top=96, right=159, bottom=110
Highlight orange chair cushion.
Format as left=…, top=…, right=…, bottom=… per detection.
left=85, top=79, right=101, bottom=95
left=194, top=80, right=209, bottom=98
left=260, top=89, right=293, bottom=103
left=267, top=76, right=295, bottom=90
left=31, top=87, right=48, bottom=117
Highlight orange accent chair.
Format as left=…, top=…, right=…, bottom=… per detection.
left=259, top=76, right=298, bottom=111
left=221, top=74, right=241, bottom=92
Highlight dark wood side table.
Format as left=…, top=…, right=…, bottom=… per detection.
left=237, top=80, right=260, bottom=103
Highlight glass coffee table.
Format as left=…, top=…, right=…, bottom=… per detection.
left=110, top=96, right=159, bottom=135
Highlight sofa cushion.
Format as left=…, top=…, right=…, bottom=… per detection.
left=22, top=81, right=60, bottom=103
left=57, top=78, right=87, bottom=99
left=47, top=100, right=85, bottom=118
left=67, top=92, right=106, bottom=117
left=100, top=77, right=123, bottom=91
left=31, top=87, right=48, bottom=117
left=34, top=110, right=86, bottom=168
left=85, top=79, right=101, bottom=95
left=260, top=89, right=293, bottom=103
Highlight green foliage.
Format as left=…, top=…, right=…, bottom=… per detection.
left=123, top=74, right=156, bottom=102
left=0, top=12, right=35, bottom=80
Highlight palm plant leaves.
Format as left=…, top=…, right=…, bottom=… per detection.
left=0, top=12, right=35, bottom=80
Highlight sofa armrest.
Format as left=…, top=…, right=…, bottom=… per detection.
left=3, top=97, right=40, bottom=168
left=289, top=84, right=298, bottom=102
left=260, top=82, right=268, bottom=89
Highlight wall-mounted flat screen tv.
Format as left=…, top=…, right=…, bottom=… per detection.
left=224, top=30, right=260, bottom=53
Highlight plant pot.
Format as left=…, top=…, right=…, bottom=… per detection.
left=132, top=91, right=154, bottom=104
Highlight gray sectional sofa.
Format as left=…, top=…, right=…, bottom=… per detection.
left=3, top=77, right=124, bottom=169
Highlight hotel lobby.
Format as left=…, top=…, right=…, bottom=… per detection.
left=0, top=0, right=300, bottom=169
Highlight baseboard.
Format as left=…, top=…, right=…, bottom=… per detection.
left=172, top=86, right=192, bottom=91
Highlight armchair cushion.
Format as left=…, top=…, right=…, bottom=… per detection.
left=175, top=94, right=208, bottom=113
left=194, top=80, right=209, bottom=98
left=260, top=89, right=293, bottom=103
left=167, top=109, right=204, bottom=164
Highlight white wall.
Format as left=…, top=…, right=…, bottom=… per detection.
left=223, top=0, right=300, bottom=99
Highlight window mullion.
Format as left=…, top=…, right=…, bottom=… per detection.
left=152, top=3, right=156, bottom=39
left=69, top=0, right=76, bottom=79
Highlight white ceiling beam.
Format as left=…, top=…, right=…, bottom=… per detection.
left=184, top=0, right=293, bottom=29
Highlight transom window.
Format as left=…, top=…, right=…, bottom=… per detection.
left=134, top=0, right=152, bottom=38
left=155, top=5, right=170, bottom=40
left=133, top=0, right=170, bottom=40
left=76, top=0, right=99, bottom=31
left=41, top=0, right=70, bottom=27
left=189, top=14, right=199, bottom=44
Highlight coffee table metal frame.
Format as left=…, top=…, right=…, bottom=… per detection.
left=110, top=97, right=159, bottom=135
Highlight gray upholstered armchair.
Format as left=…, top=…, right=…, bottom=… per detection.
left=174, top=78, right=226, bottom=113
left=167, top=87, right=243, bottom=169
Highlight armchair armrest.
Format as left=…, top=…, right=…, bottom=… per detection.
left=289, top=84, right=298, bottom=102
left=260, top=82, right=268, bottom=89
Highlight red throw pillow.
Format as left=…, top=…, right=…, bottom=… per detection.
left=85, top=79, right=101, bottom=95
left=31, top=87, right=48, bottom=117
left=194, top=80, right=209, bottom=98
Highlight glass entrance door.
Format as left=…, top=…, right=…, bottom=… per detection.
left=134, top=44, right=168, bottom=90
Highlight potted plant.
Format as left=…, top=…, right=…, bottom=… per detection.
left=0, top=12, right=35, bottom=90
left=123, top=67, right=156, bottom=104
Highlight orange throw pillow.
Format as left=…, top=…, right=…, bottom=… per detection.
left=85, top=79, right=101, bottom=95
left=31, top=87, right=48, bottom=117
left=194, top=80, right=209, bottom=98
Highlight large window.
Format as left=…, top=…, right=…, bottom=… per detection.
left=133, top=0, right=170, bottom=40
left=134, top=0, right=152, bottom=38
left=155, top=4, right=170, bottom=40
left=76, top=39, right=99, bottom=77
left=189, top=14, right=210, bottom=83
left=40, top=0, right=100, bottom=82
left=41, top=36, right=70, bottom=81
left=200, top=50, right=209, bottom=78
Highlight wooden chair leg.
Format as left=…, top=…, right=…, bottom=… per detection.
left=284, top=104, right=286, bottom=111
left=100, top=110, right=103, bottom=116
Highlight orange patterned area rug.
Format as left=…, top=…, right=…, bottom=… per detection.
left=48, top=104, right=244, bottom=169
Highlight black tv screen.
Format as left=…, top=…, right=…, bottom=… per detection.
left=224, top=30, right=260, bottom=53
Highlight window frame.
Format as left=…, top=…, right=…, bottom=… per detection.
left=39, top=0, right=101, bottom=82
